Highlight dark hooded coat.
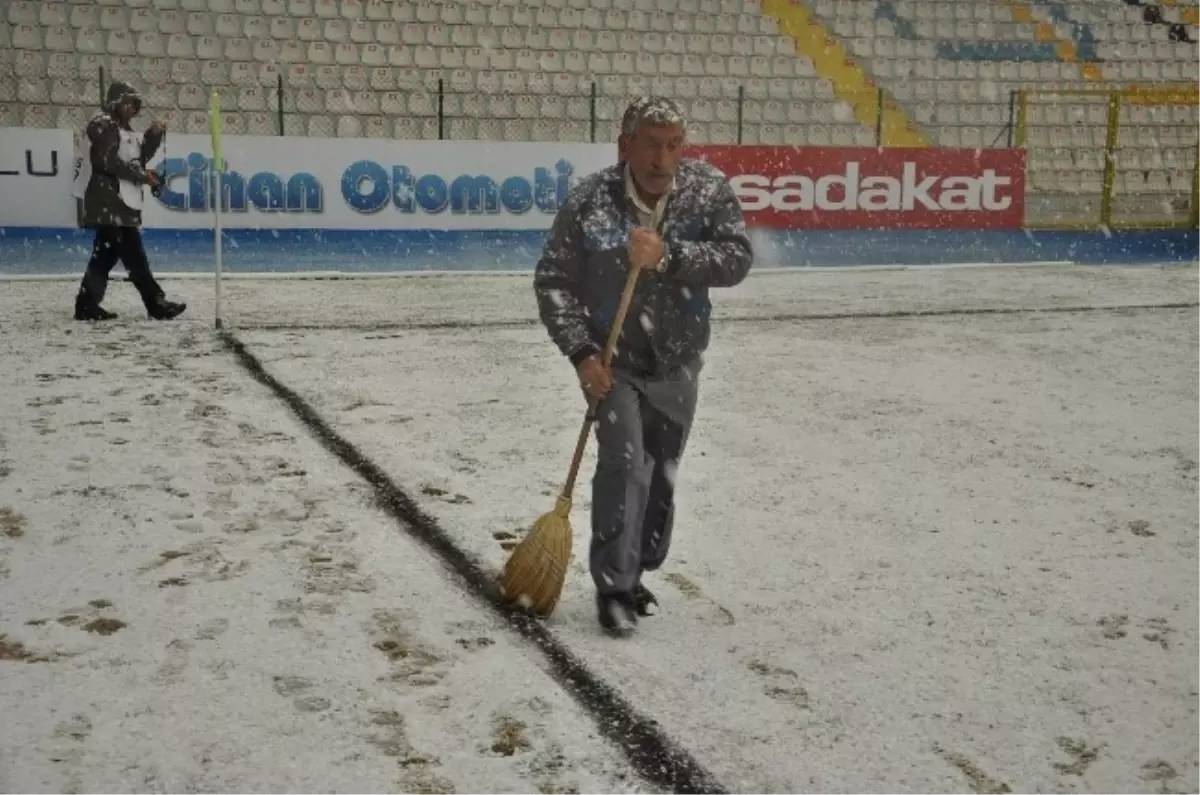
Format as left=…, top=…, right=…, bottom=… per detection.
left=80, top=81, right=164, bottom=228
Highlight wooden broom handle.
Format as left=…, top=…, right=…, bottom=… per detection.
left=601, top=264, right=642, bottom=366
left=560, top=265, right=642, bottom=501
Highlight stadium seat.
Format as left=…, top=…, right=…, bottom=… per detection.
left=390, top=116, right=417, bottom=139
left=45, top=52, right=75, bottom=79
left=36, top=3, right=68, bottom=27
left=12, top=23, right=43, bottom=49
left=49, top=76, right=85, bottom=106
left=43, top=26, right=75, bottom=52
left=3, top=0, right=1194, bottom=160
left=361, top=114, right=387, bottom=138
left=22, top=103, right=54, bottom=127
left=137, top=31, right=166, bottom=56
left=152, top=10, right=182, bottom=34
left=189, top=34, right=217, bottom=58
left=17, top=76, right=48, bottom=104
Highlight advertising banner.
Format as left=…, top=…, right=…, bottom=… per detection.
left=0, top=127, right=75, bottom=228
left=140, top=135, right=617, bottom=230
left=0, top=127, right=1027, bottom=232
left=689, top=145, right=1026, bottom=230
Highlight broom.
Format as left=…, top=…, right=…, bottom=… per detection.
left=497, top=264, right=643, bottom=617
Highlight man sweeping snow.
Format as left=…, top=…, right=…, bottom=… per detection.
left=533, top=97, right=753, bottom=637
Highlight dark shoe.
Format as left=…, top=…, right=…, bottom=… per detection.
left=74, top=297, right=117, bottom=321
left=597, top=593, right=637, bottom=638
left=147, top=297, right=187, bottom=320
left=633, top=583, right=658, bottom=617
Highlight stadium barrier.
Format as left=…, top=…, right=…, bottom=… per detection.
left=1, top=120, right=1195, bottom=273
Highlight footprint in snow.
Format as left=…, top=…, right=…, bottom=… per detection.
left=747, top=660, right=810, bottom=709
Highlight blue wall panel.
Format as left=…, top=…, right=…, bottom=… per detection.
left=0, top=226, right=1195, bottom=275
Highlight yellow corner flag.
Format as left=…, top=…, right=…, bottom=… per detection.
left=209, top=89, right=223, bottom=172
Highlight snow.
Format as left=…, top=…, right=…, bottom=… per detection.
left=1, top=263, right=1197, bottom=793
left=0, top=316, right=648, bottom=794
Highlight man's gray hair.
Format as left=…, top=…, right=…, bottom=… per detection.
left=620, top=96, right=688, bottom=138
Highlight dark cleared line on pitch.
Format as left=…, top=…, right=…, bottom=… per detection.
left=238, top=301, right=1200, bottom=333
left=220, top=330, right=726, bottom=795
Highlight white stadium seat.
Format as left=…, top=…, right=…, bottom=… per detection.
left=139, top=80, right=174, bottom=106
left=313, top=64, right=339, bottom=88
left=278, top=39, right=305, bottom=61
left=6, top=2, right=37, bottom=26
left=364, top=115, right=389, bottom=137
left=223, top=37, right=251, bottom=60
left=22, top=103, right=53, bottom=127
left=307, top=41, right=333, bottom=64
left=0, top=0, right=1191, bottom=166
left=177, top=84, right=206, bottom=108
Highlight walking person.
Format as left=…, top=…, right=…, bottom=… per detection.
left=534, top=97, right=754, bottom=637
left=73, top=80, right=186, bottom=321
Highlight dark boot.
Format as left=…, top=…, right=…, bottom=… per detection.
left=112, top=227, right=182, bottom=320
left=146, top=294, right=187, bottom=320
left=74, top=291, right=118, bottom=321
left=633, top=582, right=659, bottom=617
left=597, top=592, right=637, bottom=638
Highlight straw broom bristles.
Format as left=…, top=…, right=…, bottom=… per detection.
left=497, top=496, right=573, bottom=616
left=497, top=266, right=643, bottom=618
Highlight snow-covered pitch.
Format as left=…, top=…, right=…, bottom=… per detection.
left=1, top=263, right=1196, bottom=793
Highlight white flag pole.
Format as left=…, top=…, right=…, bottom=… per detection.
left=213, top=170, right=223, bottom=330
left=209, top=90, right=224, bottom=330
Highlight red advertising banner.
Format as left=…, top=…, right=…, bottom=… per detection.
left=687, top=146, right=1026, bottom=230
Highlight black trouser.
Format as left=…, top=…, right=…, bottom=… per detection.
left=78, top=226, right=164, bottom=308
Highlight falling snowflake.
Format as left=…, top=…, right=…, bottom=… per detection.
left=832, top=101, right=855, bottom=124
left=663, top=460, right=679, bottom=488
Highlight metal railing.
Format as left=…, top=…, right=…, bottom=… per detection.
left=82, top=66, right=1200, bottom=231
left=91, top=65, right=920, bottom=146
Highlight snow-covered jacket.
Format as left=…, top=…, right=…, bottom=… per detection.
left=533, top=158, right=753, bottom=376
left=75, top=80, right=163, bottom=228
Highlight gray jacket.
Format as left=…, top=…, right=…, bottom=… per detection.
left=533, top=158, right=753, bottom=376
left=81, top=81, right=163, bottom=228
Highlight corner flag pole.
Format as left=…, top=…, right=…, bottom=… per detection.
left=209, top=89, right=224, bottom=330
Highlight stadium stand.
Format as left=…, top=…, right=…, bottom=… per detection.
left=796, top=0, right=1198, bottom=224
left=1, top=0, right=1196, bottom=224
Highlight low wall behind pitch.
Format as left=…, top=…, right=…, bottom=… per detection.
left=1, top=126, right=1195, bottom=274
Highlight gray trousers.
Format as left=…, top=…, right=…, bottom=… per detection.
left=590, top=358, right=700, bottom=596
